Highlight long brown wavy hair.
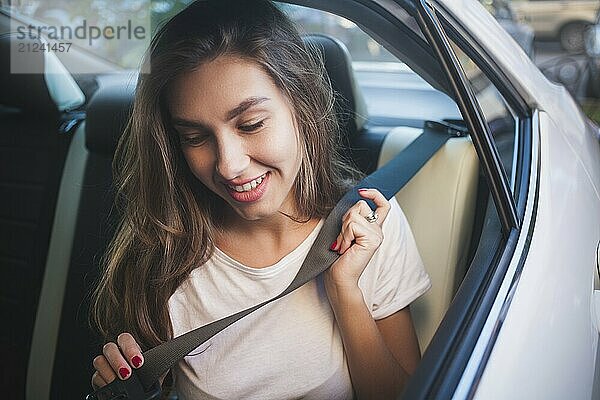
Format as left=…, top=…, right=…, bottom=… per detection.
left=90, top=0, right=364, bottom=351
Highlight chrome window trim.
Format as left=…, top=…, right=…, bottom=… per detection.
left=452, top=108, right=540, bottom=399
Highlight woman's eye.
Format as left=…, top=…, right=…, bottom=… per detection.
left=238, top=120, right=265, bottom=133
left=180, top=134, right=208, bottom=147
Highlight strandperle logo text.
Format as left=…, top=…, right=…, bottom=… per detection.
left=15, top=19, right=147, bottom=46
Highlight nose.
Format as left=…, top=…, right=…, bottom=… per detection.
left=214, top=132, right=250, bottom=181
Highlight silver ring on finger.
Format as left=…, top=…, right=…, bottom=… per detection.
left=364, top=210, right=378, bottom=223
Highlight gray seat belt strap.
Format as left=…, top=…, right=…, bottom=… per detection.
left=85, top=120, right=465, bottom=399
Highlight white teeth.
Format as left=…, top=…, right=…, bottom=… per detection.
left=228, top=173, right=267, bottom=192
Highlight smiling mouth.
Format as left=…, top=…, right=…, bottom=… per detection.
left=223, top=172, right=270, bottom=203
left=225, top=173, right=268, bottom=192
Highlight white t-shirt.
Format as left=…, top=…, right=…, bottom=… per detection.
left=168, top=197, right=431, bottom=400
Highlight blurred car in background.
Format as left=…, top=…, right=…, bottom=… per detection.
left=480, top=0, right=535, bottom=58
left=585, top=10, right=600, bottom=97
left=511, top=0, right=600, bottom=52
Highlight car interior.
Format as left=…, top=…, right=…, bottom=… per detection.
left=0, top=3, right=499, bottom=399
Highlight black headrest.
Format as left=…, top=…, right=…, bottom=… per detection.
left=303, top=34, right=367, bottom=139
left=0, top=33, right=57, bottom=114
left=85, top=34, right=367, bottom=155
left=85, top=81, right=136, bottom=155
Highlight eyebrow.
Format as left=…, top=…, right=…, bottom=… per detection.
left=225, top=96, right=270, bottom=121
left=171, top=96, right=271, bottom=130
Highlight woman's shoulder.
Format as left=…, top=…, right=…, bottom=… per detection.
left=381, top=196, right=410, bottom=234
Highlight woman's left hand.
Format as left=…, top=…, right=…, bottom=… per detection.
left=324, top=188, right=391, bottom=293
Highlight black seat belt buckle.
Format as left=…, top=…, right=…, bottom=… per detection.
left=85, top=371, right=161, bottom=400
left=425, top=120, right=468, bottom=137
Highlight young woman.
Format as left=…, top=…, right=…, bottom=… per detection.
left=90, top=0, right=431, bottom=398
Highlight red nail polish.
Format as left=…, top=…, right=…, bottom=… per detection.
left=119, top=367, right=130, bottom=379
left=132, top=356, right=142, bottom=368
left=330, top=240, right=337, bottom=251
left=358, top=188, right=369, bottom=192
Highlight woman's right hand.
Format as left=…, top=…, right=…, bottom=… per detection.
left=91, top=332, right=144, bottom=389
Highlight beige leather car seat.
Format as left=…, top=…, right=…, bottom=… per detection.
left=378, top=126, right=479, bottom=349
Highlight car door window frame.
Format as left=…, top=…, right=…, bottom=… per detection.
left=415, top=0, right=518, bottom=234
left=400, top=0, right=535, bottom=398
left=427, top=1, right=533, bottom=218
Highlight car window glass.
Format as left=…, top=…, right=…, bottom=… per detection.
left=277, top=3, right=460, bottom=121
left=280, top=3, right=399, bottom=63
left=449, top=40, right=519, bottom=194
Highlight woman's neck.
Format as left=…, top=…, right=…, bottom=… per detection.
left=221, top=207, right=314, bottom=240
left=215, top=208, right=322, bottom=268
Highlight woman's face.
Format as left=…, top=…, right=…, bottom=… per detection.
left=167, top=55, right=303, bottom=223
